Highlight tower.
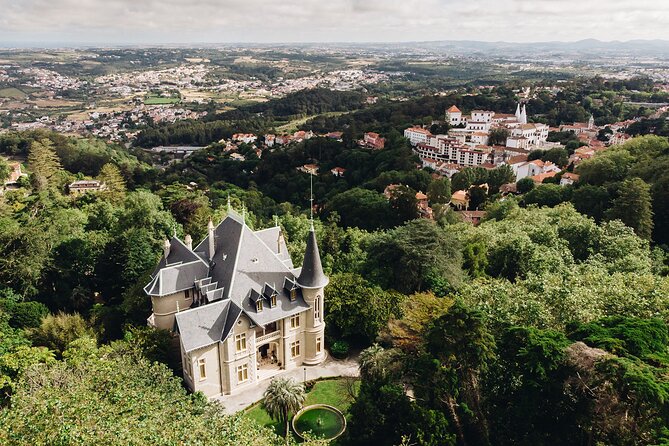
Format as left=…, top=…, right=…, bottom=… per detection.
left=588, top=114, right=594, bottom=129
left=515, top=102, right=521, bottom=121
left=297, top=223, right=328, bottom=366
left=520, top=104, right=528, bottom=125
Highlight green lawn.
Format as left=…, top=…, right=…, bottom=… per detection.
left=244, top=378, right=358, bottom=439
left=144, top=95, right=181, bottom=105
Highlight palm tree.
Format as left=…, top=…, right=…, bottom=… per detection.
left=262, top=377, right=306, bottom=443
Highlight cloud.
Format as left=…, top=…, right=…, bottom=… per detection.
left=0, top=0, right=667, bottom=43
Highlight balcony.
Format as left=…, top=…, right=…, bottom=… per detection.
left=257, top=330, right=281, bottom=344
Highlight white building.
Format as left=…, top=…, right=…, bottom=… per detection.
left=404, top=126, right=433, bottom=145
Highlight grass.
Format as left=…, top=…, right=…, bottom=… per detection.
left=275, top=111, right=345, bottom=133
left=0, top=87, right=27, bottom=99
left=244, top=378, right=358, bottom=439
left=144, top=96, right=181, bottom=105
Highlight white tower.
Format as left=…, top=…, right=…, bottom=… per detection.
left=520, top=104, right=528, bottom=125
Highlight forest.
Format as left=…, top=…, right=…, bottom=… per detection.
left=1, top=80, right=669, bottom=445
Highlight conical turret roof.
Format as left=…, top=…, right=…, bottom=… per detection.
left=297, top=225, right=328, bottom=289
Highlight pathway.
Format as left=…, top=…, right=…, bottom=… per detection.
left=214, top=354, right=359, bottom=415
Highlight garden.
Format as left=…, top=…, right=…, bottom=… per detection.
left=244, top=377, right=358, bottom=443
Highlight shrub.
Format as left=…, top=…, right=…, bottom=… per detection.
left=330, top=340, right=350, bottom=359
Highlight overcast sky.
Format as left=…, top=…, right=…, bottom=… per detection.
left=1, top=0, right=668, bottom=45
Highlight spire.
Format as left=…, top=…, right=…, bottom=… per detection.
left=297, top=225, right=328, bottom=289
left=309, top=171, right=314, bottom=228
left=520, top=105, right=527, bottom=124
left=227, top=194, right=231, bottom=212
left=515, top=102, right=521, bottom=120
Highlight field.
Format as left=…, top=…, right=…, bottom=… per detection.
left=144, top=95, right=181, bottom=105
left=275, top=111, right=345, bottom=133
left=0, top=87, right=27, bottom=99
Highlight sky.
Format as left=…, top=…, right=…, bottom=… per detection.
left=0, top=0, right=668, bottom=45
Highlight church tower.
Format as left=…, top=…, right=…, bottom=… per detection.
left=297, top=223, right=328, bottom=366
left=520, top=104, right=528, bottom=124
left=588, top=114, right=595, bottom=129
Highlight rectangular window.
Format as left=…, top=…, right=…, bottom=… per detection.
left=290, top=315, right=300, bottom=329
left=185, top=289, right=191, bottom=299
left=271, top=294, right=276, bottom=307
left=290, top=289, right=297, bottom=301
left=235, top=333, right=246, bottom=352
left=198, top=358, right=206, bottom=380
left=316, top=337, right=322, bottom=353
left=291, top=341, right=300, bottom=358
left=237, top=364, right=249, bottom=383
left=256, top=300, right=263, bottom=312
left=314, top=297, right=321, bottom=322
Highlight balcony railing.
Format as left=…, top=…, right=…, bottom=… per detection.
left=257, top=330, right=281, bottom=344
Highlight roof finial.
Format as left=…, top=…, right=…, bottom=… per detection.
left=241, top=203, right=246, bottom=224
left=309, top=172, right=314, bottom=230
left=227, top=194, right=231, bottom=212
left=274, top=215, right=279, bottom=227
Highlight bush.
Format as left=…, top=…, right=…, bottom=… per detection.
left=7, top=301, right=49, bottom=329
left=330, top=340, right=350, bottom=359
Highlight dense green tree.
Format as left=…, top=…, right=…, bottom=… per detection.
left=516, top=177, right=535, bottom=194
left=0, top=340, right=281, bottom=446
left=30, top=312, right=95, bottom=356
left=421, top=301, right=496, bottom=446
left=524, top=184, right=568, bottom=207
left=27, top=139, right=64, bottom=190
left=97, top=163, right=126, bottom=202
left=427, top=177, right=451, bottom=204
left=0, top=158, right=10, bottom=183
left=605, top=177, right=654, bottom=239
left=365, top=219, right=463, bottom=293
left=326, top=188, right=393, bottom=230
left=571, top=184, right=611, bottom=222
left=325, top=273, right=404, bottom=344
left=488, top=127, right=509, bottom=146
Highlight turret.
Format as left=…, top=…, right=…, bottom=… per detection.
left=297, top=224, right=328, bottom=290
left=297, top=223, right=328, bottom=366
left=184, top=234, right=193, bottom=251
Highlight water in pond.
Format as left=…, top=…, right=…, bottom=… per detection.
left=294, top=407, right=345, bottom=439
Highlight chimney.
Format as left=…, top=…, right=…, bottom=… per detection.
left=184, top=234, right=193, bottom=251
left=163, top=238, right=171, bottom=259
left=207, top=219, right=215, bottom=260
left=277, top=229, right=283, bottom=254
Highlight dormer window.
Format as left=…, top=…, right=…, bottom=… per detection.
left=256, top=300, right=263, bottom=312
left=290, top=289, right=297, bottom=301
left=271, top=294, right=277, bottom=307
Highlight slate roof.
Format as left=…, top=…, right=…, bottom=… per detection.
left=144, top=260, right=209, bottom=297
left=174, top=300, right=242, bottom=352
left=150, top=209, right=325, bottom=350
left=297, top=226, right=329, bottom=289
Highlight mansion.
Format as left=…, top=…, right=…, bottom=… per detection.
left=145, top=210, right=328, bottom=397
